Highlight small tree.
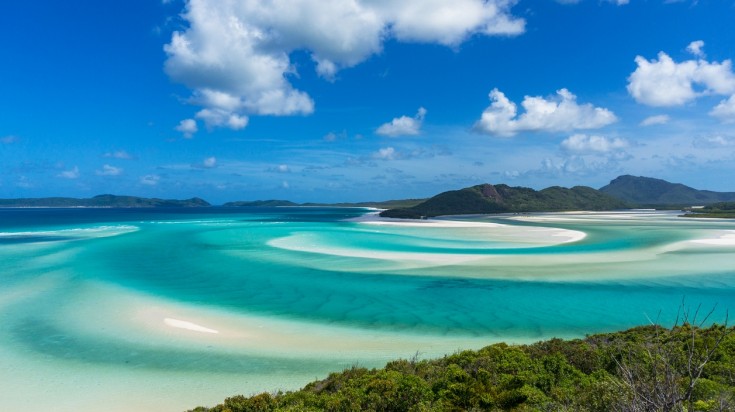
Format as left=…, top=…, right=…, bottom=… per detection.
left=614, top=304, right=731, bottom=412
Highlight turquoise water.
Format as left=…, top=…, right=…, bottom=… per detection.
left=1, top=207, right=734, bottom=411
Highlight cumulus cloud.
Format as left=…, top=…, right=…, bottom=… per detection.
left=140, top=174, right=160, bottom=186
left=640, top=114, right=670, bottom=126
left=561, top=134, right=628, bottom=154
left=373, top=147, right=398, bottom=160
left=475, top=88, right=616, bottom=136
left=627, top=51, right=735, bottom=106
left=376, top=107, right=427, bottom=137
left=96, top=164, right=123, bottom=176
left=686, top=40, right=705, bottom=58
left=164, top=0, right=524, bottom=128
left=196, top=108, right=248, bottom=130
left=175, top=118, right=198, bottom=138
left=710, top=95, right=735, bottom=122
left=58, top=166, right=80, bottom=179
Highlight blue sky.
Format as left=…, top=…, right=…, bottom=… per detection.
left=1, top=0, right=735, bottom=204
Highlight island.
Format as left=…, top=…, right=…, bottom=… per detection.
left=0, top=194, right=211, bottom=208
left=379, top=183, right=629, bottom=219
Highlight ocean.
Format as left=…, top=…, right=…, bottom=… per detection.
left=1, top=207, right=734, bottom=411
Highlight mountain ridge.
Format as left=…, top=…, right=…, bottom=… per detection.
left=600, top=175, right=735, bottom=206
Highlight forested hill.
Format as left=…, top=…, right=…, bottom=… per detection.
left=600, top=175, right=735, bottom=206
left=0, top=195, right=211, bottom=208
left=380, top=183, right=629, bottom=219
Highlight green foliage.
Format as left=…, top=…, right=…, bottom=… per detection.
left=189, top=324, right=735, bottom=412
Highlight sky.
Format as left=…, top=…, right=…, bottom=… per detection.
left=1, top=0, right=735, bottom=204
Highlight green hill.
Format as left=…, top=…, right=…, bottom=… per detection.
left=0, top=195, right=211, bottom=208
left=599, top=175, right=735, bottom=206
left=380, top=183, right=629, bottom=219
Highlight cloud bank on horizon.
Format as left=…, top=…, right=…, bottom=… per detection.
left=1, top=0, right=735, bottom=203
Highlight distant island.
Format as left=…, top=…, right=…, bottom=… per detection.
left=1, top=176, right=733, bottom=215
left=0, top=194, right=210, bottom=208
left=223, top=200, right=300, bottom=207
left=379, top=183, right=629, bottom=219
left=600, top=175, right=735, bottom=206
left=379, top=175, right=735, bottom=219
left=223, top=198, right=426, bottom=209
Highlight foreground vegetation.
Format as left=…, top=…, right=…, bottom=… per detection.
left=189, top=320, right=734, bottom=412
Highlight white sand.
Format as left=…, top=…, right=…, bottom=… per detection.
left=0, top=225, right=139, bottom=239
left=60, top=282, right=496, bottom=358
left=164, top=318, right=219, bottom=334
left=690, top=231, right=735, bottom=245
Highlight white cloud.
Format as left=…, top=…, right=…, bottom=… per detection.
left=374, top=147, right=398, bottom=160
left=475, top=88, right=617, bottom=136
left=627, top=51, right=735, bottom=106
left=202, top=156, right=217, bottom=168
left=140, top=174, right=160, bottom=186
left=710, top=95, right=735, bottom=122
left=175, top=118, right=198, bottom=138
left=693, top=135, right=735, bottom=148
left=640, top=114, right=670, bottom=126
left=561, top=134, right=628, bottom=154
left=196, top=108, right=248, bottom=130
left=58, top=166, right=80, bottom=179
left=686, top=40, right=705, bottom=58
left=103, top=150, right=133, bottom=160
left=376, top=107, right=427, bottom=137
left=277, top=164, right=289, bottom=173
left=164, top=0, right=524, bottom=128
left=96, top=164, right=123, bottom=176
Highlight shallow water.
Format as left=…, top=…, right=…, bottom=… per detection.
left=1, top=207, right=734, bottom=411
